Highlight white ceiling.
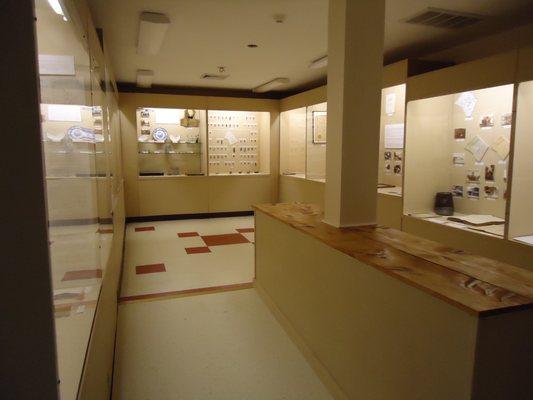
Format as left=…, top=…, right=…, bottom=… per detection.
left=87, top=0, right=533, bottom=92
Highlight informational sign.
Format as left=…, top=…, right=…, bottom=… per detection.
left=385, top=93, right=396, bottom=115
left=47, top=104, right=81, bottom=122
left=155, top=108, right=180, bottom=124
left=384, top=123, right=404, bottom=149
left=38, top=54, right=75, bottom=76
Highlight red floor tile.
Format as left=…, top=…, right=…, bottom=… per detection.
left=178, top=231, right=199, bottom=238
left=62, top=269, right=103, bottom=281
left=185, top=246, right=212, bottom=254
left=136, top=263, right=166, bottom=274
left=201, top=233, right=249, bottom=247
left=135, top=226, right=155, bottom=232
left=236, top=228, right=255, bottom=233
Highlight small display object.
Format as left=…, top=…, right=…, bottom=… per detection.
left=207, top=110, right=270, bottom=176
left=434, top=192, right=454, bottom=216
left=404, top=84, right=513, bottom=238
left=136, top=107, right=206, bottom=176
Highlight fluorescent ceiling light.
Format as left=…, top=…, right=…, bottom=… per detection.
left=137, top=69, right=154, bottom=88
left=47, top=0, right=68, bottom=21
left=138, top=12, right=171, bottom=55
left=309, top=55, right=328, bottom=69
left=253, top=78, right=290, bottom=93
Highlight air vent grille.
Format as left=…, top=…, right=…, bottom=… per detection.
left=405, top=8, right=484, bottom=29
left=201, top=74, right=229, bottom=80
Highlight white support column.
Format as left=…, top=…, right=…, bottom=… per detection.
left=324, top=0, right=386, bottom=227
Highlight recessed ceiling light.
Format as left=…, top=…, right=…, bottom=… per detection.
left=247, top=44, right=258, bottom=48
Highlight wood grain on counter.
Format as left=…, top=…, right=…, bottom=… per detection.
left=253, top=203, right=533, bottom=316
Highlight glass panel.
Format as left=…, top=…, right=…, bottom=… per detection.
left=404, top=84, right=513, bottom=238
left=508, top=80, right=533, bottom=245
left=34, top=1, right=114, bottom=398
left=280, top=107, right=306, bottom=178
left=137, top=107, right=207, bottom=176
left=378, top=84, right=406, bottom=196
left=306, top=102, right=327, bottom=182
left=208, top=110, right=270, bottom=175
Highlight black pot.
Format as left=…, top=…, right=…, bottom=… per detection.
left=434, top=192, right=454, bottom=216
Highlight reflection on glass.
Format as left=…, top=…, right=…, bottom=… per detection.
left=280, top=107, right=306, bottom=178
left=34, top=0, right=117, bottom=398
left=306, top=102, right=327, bottom=182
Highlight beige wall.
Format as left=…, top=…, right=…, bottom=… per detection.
left=279, top=175, right=325, bottom=206
left=119, top=92, right=280, bottom=217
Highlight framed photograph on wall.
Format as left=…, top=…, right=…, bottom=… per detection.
left=312, top=111, right=327, bottom=144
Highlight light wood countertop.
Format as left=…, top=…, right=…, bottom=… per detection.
left=253, top=203, right=533, bottom=316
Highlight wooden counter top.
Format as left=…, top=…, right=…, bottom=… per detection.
left=253, top=203, right=533, bottom=316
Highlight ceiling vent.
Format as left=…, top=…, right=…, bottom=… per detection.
left=201, top=74, right=229, bottom=80
left=404, top=8, right=484, bottom=29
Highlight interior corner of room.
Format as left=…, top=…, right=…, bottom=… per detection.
left=5, top=0, right=533, bottom=399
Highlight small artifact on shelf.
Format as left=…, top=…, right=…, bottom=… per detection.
left=447, top=214, right=505, bottom=226
left=180, top=109, right=200, bottom=128
left=152, top=127, right=168, bottom=142
left=434, top=192, right=454, bottom=216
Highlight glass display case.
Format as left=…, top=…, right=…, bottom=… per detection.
left=279, top=102, right=326, bottom=182
left=306, top=102, right=327, bottom=182
left=207, top=110, right=270, bottom=175
left=404, top=84, right=514, bottom=238
left=280, top=106, right=306, bottom=178
left=35, top=0, right=121, bottom=397
left=508, top=80, right=533, bottom=246
left=136, top=107, right=207, bottom=176
left=378, top=84, right=406, bottom=197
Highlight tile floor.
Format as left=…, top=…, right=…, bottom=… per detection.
left=113, top=216, right=333, bottom=399
left=113, top=289, right=333, bottom=400
left=120, top=216, right=255, bottom=300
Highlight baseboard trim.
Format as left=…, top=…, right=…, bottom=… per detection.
left=255, top=282, right=348, bottom=400
left=126, top=210, right=254, bottom=223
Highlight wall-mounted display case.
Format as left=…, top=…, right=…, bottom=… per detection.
left=207, top=110, right=270, bottom=175
left=279, top=102, right=327, bottom=182
left=378, top=84, right=406, bottom=197
left=508, top=80, right=533, bottom=246
left=136, top=107, right=207, bottom=176
left=404, top=84, right=514, bottom=238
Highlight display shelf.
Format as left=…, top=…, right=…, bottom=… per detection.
left=207, top=110, right=270, bottom=176
left=407, top=212, right=505, bottom=238
left=136, top=107, right=207, bottom=177
left=404, top=84, right=514, bottom=238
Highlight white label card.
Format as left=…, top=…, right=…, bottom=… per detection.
left=385, top=93, right=396, bottom=115
left=384, top=123, right=404, bottom=149
left=47, top=104, right=81, bottom=122
left=39, top=54, right=75, bottom=76
left=155, top=108, right=181, bottom=124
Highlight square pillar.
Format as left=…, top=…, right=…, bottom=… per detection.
left=324, top=0, right=385, bottom=227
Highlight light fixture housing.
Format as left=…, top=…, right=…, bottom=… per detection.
left=136, top=69, right=154, bottom=88
left=47, top=0, right=69, bottom=21
left=252, top=78, right=290, bottom=93
left=309, top=55, right=328, bottom=69
left=137, top=12, right=171, bottom=55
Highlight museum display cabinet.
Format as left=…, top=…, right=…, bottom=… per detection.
left=279, top=102, right=327, bottom=182
left=402, top=50, right=533, bottom=270
left=136, top=107, right=207, bottom=176
left=35, top=0, right=125, bottom=398
left=508, top=80, right=533, bottom=246
left=404, top=83, right=513, bottom=239
left=207, top=109, right=270, bottom=176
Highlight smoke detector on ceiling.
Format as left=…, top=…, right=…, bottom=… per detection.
left=404, top=8, right=485, bottom=29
